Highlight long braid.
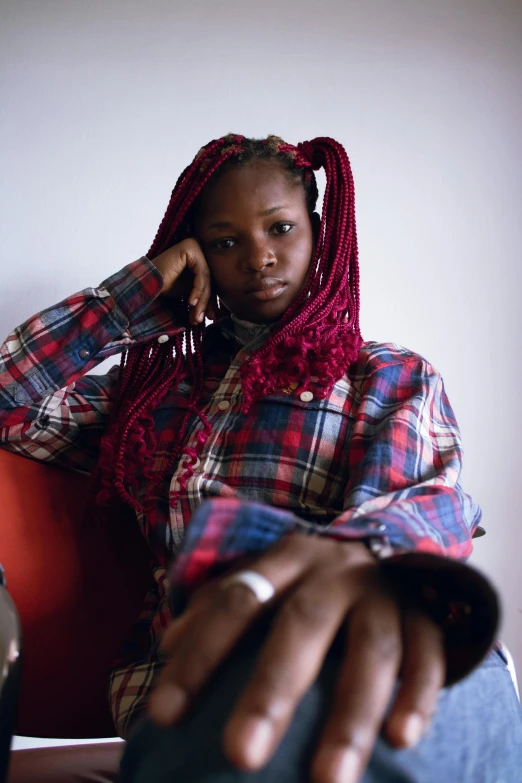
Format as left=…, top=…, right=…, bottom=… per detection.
left=96, top=134, right=362, bottom=514
left=240, top=137, right=362, bottom=409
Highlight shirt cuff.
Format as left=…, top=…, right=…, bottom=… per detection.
left=379, top=552, right=500, bottom=686
left=100, top=257, right=164, bottom=326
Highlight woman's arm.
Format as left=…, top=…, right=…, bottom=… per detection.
left=0, top=257, right=180, bottom=471
left=329, top=347, right=481, bottom=559
left=0, top=240, right=214, bottom=471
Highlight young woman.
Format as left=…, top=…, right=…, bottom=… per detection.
left=2, top=135, right=521, bottom=783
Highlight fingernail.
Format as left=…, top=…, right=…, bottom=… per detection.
left=237, top=717, right=273, bottom=768
left=148, top=684, right=187, bottom=724
left=399, top=713, right=424, bottom=746
left=196, top=312, right=204, bottom=322
left=323, top=747, right=361, bottom=783
left=190, top=298, right=199, bottom=306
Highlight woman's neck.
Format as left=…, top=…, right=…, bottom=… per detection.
left=230, top=313, right=274, bottom=347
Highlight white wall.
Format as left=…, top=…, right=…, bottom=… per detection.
left=2, top=0, right=521, bottom=742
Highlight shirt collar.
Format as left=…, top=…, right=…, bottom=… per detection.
left=218, top=314, right=275, bottom=350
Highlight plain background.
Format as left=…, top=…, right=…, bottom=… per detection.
left=2, top=0, right=521, bottom=748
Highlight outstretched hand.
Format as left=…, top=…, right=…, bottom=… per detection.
left=148, top=535, right=445, bottom=783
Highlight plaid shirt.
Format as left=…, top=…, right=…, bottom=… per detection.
left=0, top=257, right=486, bottom=737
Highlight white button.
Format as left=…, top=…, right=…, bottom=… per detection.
left=300, top=391, right=314, bottom=402
left=218, top=400, right=230, bottom=411
left=157, top=334, right=169, bottom=344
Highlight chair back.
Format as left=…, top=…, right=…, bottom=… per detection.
left=0, top=448, right=152, bottom=738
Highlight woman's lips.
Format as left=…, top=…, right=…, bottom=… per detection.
left=245, top=278, right=286, bottom=301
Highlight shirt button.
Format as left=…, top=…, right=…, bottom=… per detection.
left=79, top=348, right=90, bottom=359
left=157, top=334, right=169, bottom=344
left=300, top=391, right=314, bottom=402
left=218, top=400, right=230, bottom=411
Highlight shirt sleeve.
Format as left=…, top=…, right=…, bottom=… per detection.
left=327, top=353, right=482, bottom=561
left=0, top=257, right=183, bottom=472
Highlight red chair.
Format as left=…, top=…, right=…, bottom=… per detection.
left=0, top=448, right=152, bottom=779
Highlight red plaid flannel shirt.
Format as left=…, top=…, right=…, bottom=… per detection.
left=0, top=258, right=489, bottom=737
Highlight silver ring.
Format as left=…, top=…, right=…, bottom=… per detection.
left=220, top=570, right=276, bottom=604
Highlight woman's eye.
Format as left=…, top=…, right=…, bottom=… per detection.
left=213, top=238, right=235, bottom=250
left=274, top=222, right=294, bottom=234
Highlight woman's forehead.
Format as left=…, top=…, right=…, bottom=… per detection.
left=197, top=161, right=307, bottom=219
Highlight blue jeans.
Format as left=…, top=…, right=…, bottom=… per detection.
left=121, top=628, right=522, bottom=783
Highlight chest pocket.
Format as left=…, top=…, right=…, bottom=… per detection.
left=213, top=381, right=358, bottom=517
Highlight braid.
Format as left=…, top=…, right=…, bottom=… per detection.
left=96, top=134, right=362, bottom=514
left=240, top=137, right=362, bottom=409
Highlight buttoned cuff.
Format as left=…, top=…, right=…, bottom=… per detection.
left=100, top=257, right=164, bottom=325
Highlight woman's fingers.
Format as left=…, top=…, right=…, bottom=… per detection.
left=311, top=590, right=402, bottom=783
left=149, top=532, right=447, bottom=783
left=384, top=609, right=445, bottom=748
left=149, top=533, right=446, bottom=783
left=222, top=572, right=364, bottom=771
left=148, top=536, right=325, bottom=726
left=148, top=581, right=261, bottom=724
left=150, top=238, right=212, bottom=325
left=186, top=249, right=212, bottom=325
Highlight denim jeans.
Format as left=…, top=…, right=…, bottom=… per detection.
left=121, top=627, right=522, bottom=783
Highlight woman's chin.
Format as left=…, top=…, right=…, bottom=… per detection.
left=226, top=297, right=293, bottom=325
left=230, top=307, right=283, bottom=325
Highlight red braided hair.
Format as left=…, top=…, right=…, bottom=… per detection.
left=96, top=134, right=362, bottom=514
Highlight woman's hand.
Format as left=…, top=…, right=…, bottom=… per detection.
left=148, top=535, right=445, bottom=783
left=151, top=238, right=214, bottom=326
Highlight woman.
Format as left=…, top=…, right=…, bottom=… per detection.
left=2, top=135, right=521, bottom=782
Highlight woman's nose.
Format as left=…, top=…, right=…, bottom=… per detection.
left=242, top=241, right=276, bottom=272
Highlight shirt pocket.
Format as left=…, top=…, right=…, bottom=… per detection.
left=219, top=381, right=358, bottom=516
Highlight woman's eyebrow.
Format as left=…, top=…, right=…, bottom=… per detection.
left=206, top=205, right=287, bottom=231
left=258, top=205, right=286, bottom=217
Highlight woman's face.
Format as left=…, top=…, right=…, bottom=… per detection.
left=195, top=161, right=316, bottom=323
